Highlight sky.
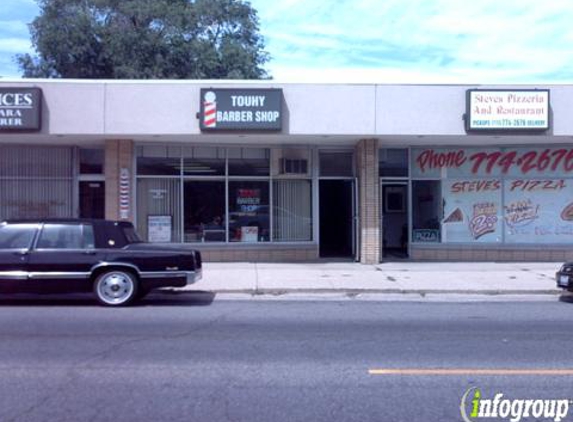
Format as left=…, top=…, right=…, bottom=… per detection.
left=1, top=0, right=572, bottom=83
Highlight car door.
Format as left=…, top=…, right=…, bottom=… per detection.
left=26, top=223, right=102, bottom=292
left=0, top=223, right=38, bottom=290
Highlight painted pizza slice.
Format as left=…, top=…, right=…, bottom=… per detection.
left=560, top=203, right=573, bottom=221
left=444, top=207, right=464, bottom=223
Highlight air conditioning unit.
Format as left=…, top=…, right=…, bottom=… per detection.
left=279, top=158, right=308, bottom=175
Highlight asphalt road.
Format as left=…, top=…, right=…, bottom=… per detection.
left=0, top=293, right=573, bottom=422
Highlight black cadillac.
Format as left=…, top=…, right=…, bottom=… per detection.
left=0, top=219, right=202, bottom=306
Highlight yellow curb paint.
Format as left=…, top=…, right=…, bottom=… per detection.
left=368, top=369, right=573, bottom=376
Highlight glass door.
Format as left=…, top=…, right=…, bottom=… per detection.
left=380, top=180, right=409, bottom=259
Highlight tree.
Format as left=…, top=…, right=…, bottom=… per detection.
left=16, top=0, right=270, bottom=79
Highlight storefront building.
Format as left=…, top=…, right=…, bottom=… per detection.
left=1, top=80, right=573, bottom=263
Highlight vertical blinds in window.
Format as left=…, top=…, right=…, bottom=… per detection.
left=272, top=180, right=312, bottom=242
left=0, top=146, right=74, bottom=220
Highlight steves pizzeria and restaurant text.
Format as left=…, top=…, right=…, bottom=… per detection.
left=472, top=92, right=547, bottom=115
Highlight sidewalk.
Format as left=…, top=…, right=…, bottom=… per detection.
left=186, top=261, right=563, bottom=296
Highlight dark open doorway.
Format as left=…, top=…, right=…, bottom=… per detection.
left=319, top=180, right=354, bottom=258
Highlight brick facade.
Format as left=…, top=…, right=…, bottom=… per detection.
left=105, top=139, right=134, bottom=222
left=411, top=245, right=573, bottom=262
left=200, top=245, right=319, bottom=262
left=355, top=139, right=380, bottom=264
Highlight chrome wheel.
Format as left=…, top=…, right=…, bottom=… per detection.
left=94, top=270, right=137, bottom=306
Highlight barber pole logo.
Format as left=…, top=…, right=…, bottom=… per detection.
left=203, top=91, right=217, bottom=128
left=119, top=167, right=130, bottom=220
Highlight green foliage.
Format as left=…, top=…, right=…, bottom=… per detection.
left=16, top=0, right=270, bottom=79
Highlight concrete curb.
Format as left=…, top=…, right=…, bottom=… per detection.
left=164, top=288, right=563, bottom=296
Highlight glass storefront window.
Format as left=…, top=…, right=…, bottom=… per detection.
left=504, top=178, right=573, bottom=244
left=379, top=149, right=408, bottom=177
left=273, top=180, right=312, bottom=241
left=79, top=148, right=104, bottom=174
left=137, top=146, right=181, bottom=176
left=135, top=145, right=314, bottom=244
left=182, top=147, right=225, bottom=176
left=411, top=145, right=573, bottom=245
left=319, top=152, right=354, bottom=177
left=136, top=178, right=182, bottom=242
left=228, top=148, right=270, bottom=176
left=442, top=179, right=502, bottom=243
left=412, top=180, right=441, bottom=243
left=0, top=146, right=74, bottom=220
left=228, top=181, right=270, bottom=242
left=183, top=181, right=225, bottom=242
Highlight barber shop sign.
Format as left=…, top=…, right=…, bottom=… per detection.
left=200, top=88, right=283, bottom=131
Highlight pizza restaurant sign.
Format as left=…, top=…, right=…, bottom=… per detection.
left=466, top=89, right=549, bottom=132
left=0, top=88, right=42, bottom=131
left=200, top=88, right=282, bottom=131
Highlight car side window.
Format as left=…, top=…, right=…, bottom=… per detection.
left=0, top=224, right=38, bottom=249
left=83, top=224, right=95, bottom=249
left=37, top=224, right=84, bottom=249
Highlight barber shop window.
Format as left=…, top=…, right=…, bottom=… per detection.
left=228, top=181, right=270, bottom=242
left=136, top=145, right=316, bottom=244
left=137, top=146, right=181, bottom=176
left=182, top=147, right=225, bottom=176
left=273, top=180, right=312, bottom=242
left=228, top=148, right=270, bottom=176
left=183, top=181, right=225, bottom=242
left=137, top=178, right=182, bottom=243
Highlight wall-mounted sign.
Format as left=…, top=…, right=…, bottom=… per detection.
left=0, top=88, right=42, bottom=131
left=148, top=215, right=172, bottom=242
left=200, top=88, right=282, bottom=131
left=466, top=89, right=549, bottom=132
